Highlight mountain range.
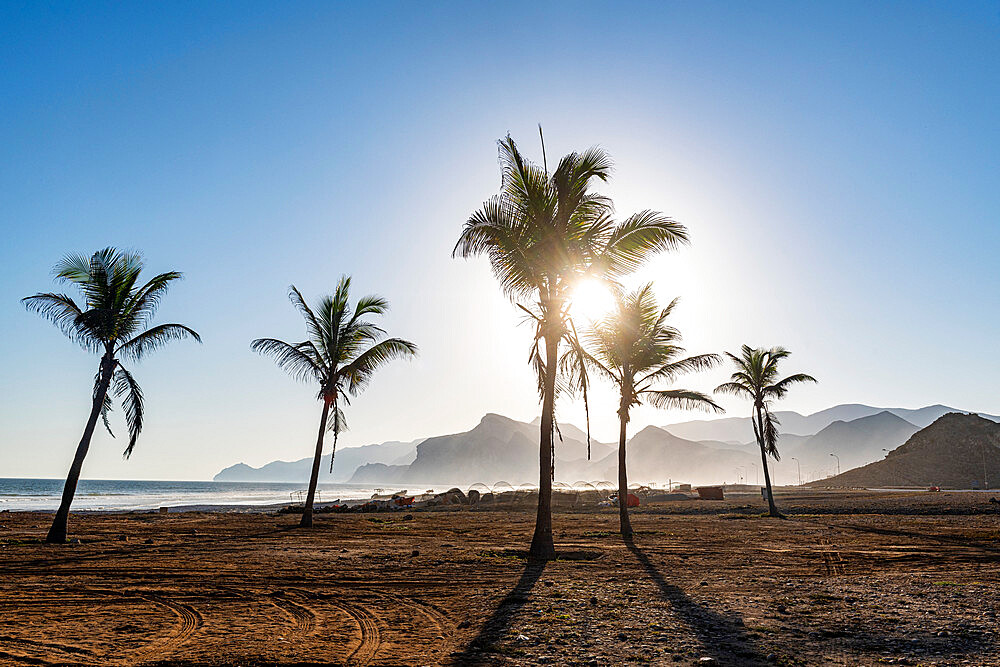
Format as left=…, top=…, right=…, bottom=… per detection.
left=662, top=404, right=997, bottom=442
left=214, top=439, right=421, bottom=484
left=215, top=403, right=1000, bottom=488
left=806, top=413, right=1000, bottom=489
left=780, top=411, right=920, bottom=477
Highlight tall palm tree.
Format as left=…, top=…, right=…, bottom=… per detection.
left=453, top=134, right=688, bottom=559
left=715, top=345, right=816, bottom=517
left=252, top=277, right=417, bottom=528
left=582, top=284, right=722, bottom=538
left=22, top=248, right=201, bottom=543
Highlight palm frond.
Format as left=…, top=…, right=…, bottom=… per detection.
left=352, top=294, right=390, bottom=320
left=117, top=323, right=201, bottom=362
left=287, top=285, right=329, bottom=360
left=342, top=337, right=418, bottom=395
left=714, top=381, right=752, bottom=398
left=113, top=366, right=144, bottom=458
left=765, top=373, right=818, bottom=398
left=53, top=252, right=98, bottom=284
left=21, top=293, right=101, bottom=351
left=559, top=321, right=594, bottom=458
left=762, top=409, right=781, bottom=460
left=454, top=197, right=538, bottom=300
left=97, top=372, right=114, bottom=438
left=597, top=210, right=689, bottom=278
left=638, top=353, right=721, bottom=387
left=327, top=406, right=348, bottom=472
left=120, top=271, right=184, bottom=333
left=251, top=337, right=325, bottom=384
left=643, top=389, right=723, bottom=413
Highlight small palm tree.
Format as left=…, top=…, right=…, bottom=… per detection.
left=454, top=134, right=688, bottom=559
left=252, top=278, right=417, bottom=528
left=23, top=248, right=200, bottom=543
left=715, top=345, right=816, bottom=517
left=583, top=284, right=721, bottom=538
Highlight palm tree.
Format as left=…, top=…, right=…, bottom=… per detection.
left=22, top=248, right=201, bottom=543
left=715, top=345, right=816, bottom=517
left=453, top=134, right=688, bottom=559
left=252, top=278, right=417, bottom=528
left=583, top=284, right=722, bottom=538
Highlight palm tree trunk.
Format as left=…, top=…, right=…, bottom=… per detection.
left=46, top=355, right=114, bottom=544
left=300, top=400, right=331, bottom=528
left=755, top=406, right=781, bottom=517
left=617, top=409, right=633, bottom=539
left=618, top=374, right=633, bottom=539
left=528, top=332, right=559, bottom=560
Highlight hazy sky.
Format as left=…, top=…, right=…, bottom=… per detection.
left=2, top=1, right=998, bottom=480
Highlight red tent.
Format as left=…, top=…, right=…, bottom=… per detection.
left=626, top=493, right=640, bottom=507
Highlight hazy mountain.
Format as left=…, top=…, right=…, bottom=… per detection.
left=351, top=417, right=757, bottom=487
left=664, top=403, right=999, bottom=442
left=884, top=405, right=994, bottom=428
left=784, top=411, right=919, bottom=475
left=215, top=404, right=1000, bottom=487
left=351, top=413, right=614, bottom=486
left=807, top=413, right=1000, bottom=489
left=663, top=405, right=881, bottom=442
left=213, top=439, right=422, bottom=483
left=585, top=426, right=758, bottom=486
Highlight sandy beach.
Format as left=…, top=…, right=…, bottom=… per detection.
left=1, top=490, right=998, bottom=666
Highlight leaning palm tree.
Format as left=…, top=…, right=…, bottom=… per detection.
left=715, top=345, right=816, bottom=517
left=582, top=284, right=722, bottom=538
left=454, top=134, right=688, bottom=559
left=252, top=278, right=417, bottom=528
left=23, top=248, right=200, bottom=543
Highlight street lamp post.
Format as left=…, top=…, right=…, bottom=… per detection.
left=750, top=462, right=758, bottom=486
left=791, top=457, right=801, bottom=486
left=830, top=453, right=840, bottom=476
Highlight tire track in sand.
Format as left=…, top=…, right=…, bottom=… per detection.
left=0, top=636, right=94, bottom=661
left=269, top=591, right=317, bottom=635
left=367, top=589, right=455, bottom=662
left=289, top=587, right=381, bottom=665
left=818, top=539, right=846, bottom=576
left=127, top=593, right=203, bottom=663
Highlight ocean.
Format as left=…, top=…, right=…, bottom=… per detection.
left=0, top=478, right=402, bottom=511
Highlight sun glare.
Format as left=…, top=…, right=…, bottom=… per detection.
left=570, top=279, right=616, bottom=323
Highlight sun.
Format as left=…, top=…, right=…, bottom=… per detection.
left=570, top=279, right=616, bottom=323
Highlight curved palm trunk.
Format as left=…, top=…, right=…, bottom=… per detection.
left=754, top=405, right=781, bottom=517
left=618, top=374, right=633, bottom=539
left=528, top=332, right=559, bottom=560
left=47, top=355, right=114, bottom=544
left=300, top=400, right=331, bottom=528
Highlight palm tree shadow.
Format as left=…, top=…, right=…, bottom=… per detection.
left=828, top=521, right=1000, bottom=555
left=625, top=539, right=767, bottom=666
left=449, top=560, right=547, bottom=665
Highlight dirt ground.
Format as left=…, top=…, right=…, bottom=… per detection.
left=1, top=491, right=999, bottom=666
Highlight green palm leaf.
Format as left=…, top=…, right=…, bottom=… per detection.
left=113, top=366, right=144, bottom=458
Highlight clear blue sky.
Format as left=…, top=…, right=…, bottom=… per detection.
left=2, top=1, right=998, bottom=480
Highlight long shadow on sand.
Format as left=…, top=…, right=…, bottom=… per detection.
left=626, top=539, right=768, bottom=666
left=448, top=559, right=547, bottom=665
left=793, top=517, right=1000, bottom=560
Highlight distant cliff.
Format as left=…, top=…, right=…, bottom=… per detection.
left=807, top=413, right=1000, bottom=489
left=213, top=439, right=420, bottom=483
left=348, top=415, right=759, bottom=487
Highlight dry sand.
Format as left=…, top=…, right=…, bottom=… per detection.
left=1, top=491, right=999, bottom=666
